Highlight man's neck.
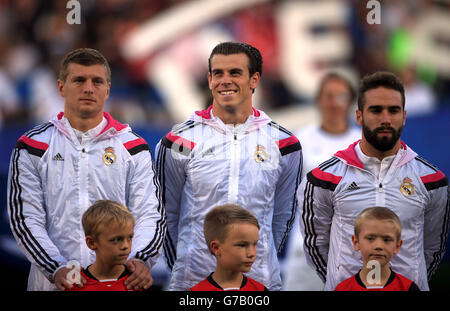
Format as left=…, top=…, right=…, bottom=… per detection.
left=359, top=138, right=402, bottom=161
left=65, top=112, right=103, bottom=133
left=212, top=103, right=253, bottom=125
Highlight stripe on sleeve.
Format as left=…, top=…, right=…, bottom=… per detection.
left=301, top=181, right=327, bottom=280
left=16, top=135, right=49, bottom=158
left=8, top=149, right=59, bottom=274
left=278, top=152, right=303, bottom=254
left=276, top=135, right=302, bottom=156
left=427, top=196, right=450, bottom=279
left=156, top=144, right=176, bottom=269
left=135, top=146, right=166, bottom=262
left=161, top=131, right=195, bottom=156
left=307, top=167, right=342, bottom=191
left=421, top=171, right=448, bottom=191
left=123, top=137, right=150, bottom=156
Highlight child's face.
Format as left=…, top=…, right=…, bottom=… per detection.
left=213, top=223, right=259, bottom=273
left=87, top=220, right=134, bottom=267
left=352, top=218, right=402, bottom=267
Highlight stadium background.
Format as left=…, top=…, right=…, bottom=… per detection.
left=0, top=0, right=448, bottom=290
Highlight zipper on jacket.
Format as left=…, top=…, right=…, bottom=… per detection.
left=228, top=132, right=240, bottom=203
left=378, top=183, right=383, bottom=193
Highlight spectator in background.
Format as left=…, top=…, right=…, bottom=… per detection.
left=0, top=68, right=21, bottom=130
left=283, top=72, right=360, bottom=290
left=397, top=65, right=436, bottom=117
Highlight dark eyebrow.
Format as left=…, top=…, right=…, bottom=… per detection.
left=230, top=68, right=243, bottom=73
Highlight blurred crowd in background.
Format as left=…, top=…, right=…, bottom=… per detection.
left=0, top=0, right=449, bottom=290
left=0, top=0, right=449, bottom=131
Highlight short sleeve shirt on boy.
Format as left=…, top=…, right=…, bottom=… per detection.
left=189, top=273, right=268, bottom=291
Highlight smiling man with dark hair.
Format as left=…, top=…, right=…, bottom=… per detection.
left=156, top=41, right=302, bottom=291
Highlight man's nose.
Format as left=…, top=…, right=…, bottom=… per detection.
left=83, top=79, right=94, bottom=94
left=220, top=73, right=232, bottom=85
left=379, top=110, right=392, bottom=125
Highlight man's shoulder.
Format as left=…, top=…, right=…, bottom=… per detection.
left=265, top=121, right=302, bottom=156
left=159, top=120, right=201, bottom=156
left=412, top=154, right=448, bottom=191
left=116, top=131, right=151, bottom=156
left=14, top=122, right=56, bottom=158
left=305, top=156, right=347, bottom=191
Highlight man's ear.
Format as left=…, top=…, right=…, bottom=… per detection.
left=356, top=109, right=362, bottom=127
left=105, top=81, right=111, bottom=99
left=57, top=79, right=65, bottom=97
left=207, top=72, right=213, bottom=90
left=249, top=72, right=261, bottom=92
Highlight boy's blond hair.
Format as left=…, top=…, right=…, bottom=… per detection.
left=354, top=206, right=402, bottom=240
left=82, top=200, right=135, bottom=238
left=204, top=204, right=259, bottom=255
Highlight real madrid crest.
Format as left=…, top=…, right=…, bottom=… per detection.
left=254, top=145, right=268, bottom=163
left=400, top=177, right=415, bottom=197
left=103, top=147, right=116, bottom=166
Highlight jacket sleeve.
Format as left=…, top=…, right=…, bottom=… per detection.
left=155, top=138, right=188, bottom=270
left=7, top=142, right=67, bottom=282
left=297, top=168, right=336, bottom=282
left=421, top=170, right=449, bottom=279
left=125, top=138, right=166, bottom=268
left=272, top=146, right=302, bottom=254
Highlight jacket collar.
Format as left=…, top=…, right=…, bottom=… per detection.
left=334, top=140, right=417, bottom=170
left=190, top=105, right=270, bottom=135
left=51, top=111, right=129, bottom=141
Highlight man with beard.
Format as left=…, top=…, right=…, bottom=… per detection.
left=298, top=71, right=449, bottom=291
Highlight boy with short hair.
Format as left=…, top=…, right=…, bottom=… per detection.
left=190, top=204, right=268, bottom=291
left=67, top=200, right=137, bottom=291
left=335, top=206, right=419, bottom=291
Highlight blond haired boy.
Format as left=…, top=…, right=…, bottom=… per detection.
left=190, top=204, right=267, bottom=291
left=68, top=200, right=136, bottom=291
left=335, top=207, right=419, bottom=291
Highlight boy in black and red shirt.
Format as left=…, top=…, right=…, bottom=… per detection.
left=335, top=206, right=419, bottom=291
left=190, top=204, right=267, bottom=291
left=67, top=200, right=139, bottom=291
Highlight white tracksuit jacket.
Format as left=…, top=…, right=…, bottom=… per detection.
left=155, top=106, right=302, bottom=290
left=298, top=140, right=449, bottom=291
left=7, top=112, right=165, bottom=290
